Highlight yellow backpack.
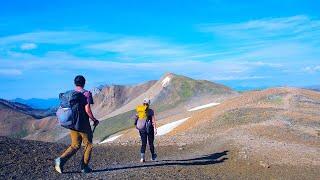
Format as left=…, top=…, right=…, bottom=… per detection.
left=136, top=105, right=148, bottom=120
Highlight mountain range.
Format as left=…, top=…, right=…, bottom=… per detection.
left=306, top=85, right=320, bottom=92
left=0, top=99, right=56, bottom=138
left=23, top=73, right=237, bottom=142
left=1, top=73, right=319, bottom=179
left=91, top=73, right=237, bottom=142
left=12, top=98, right=59, bottom=109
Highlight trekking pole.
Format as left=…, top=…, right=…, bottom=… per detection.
left=92, top=124, right=97, bottom=133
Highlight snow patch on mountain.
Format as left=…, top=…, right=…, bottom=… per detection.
left=156, top=117, right=190, bottom=136
left=161, top=76, right=171, bottom=87
left=188, top=102, right=220, bottom=112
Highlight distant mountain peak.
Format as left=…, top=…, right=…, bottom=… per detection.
left=161, top=72, right=176, bottom=78
left=0, top=98, right=54, bottom=119
left=161, top=75, right=173, bottom=88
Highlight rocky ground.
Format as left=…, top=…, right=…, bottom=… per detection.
left=1, top=136, right=319, bottom=180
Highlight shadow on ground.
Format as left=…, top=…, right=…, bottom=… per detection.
left=91, top=150, right=229, bottom=173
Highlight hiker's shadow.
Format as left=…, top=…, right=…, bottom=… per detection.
left=94, top=150, right=228, bottom=173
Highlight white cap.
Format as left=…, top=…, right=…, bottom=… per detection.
left=143, top=98, right=150, bottom=104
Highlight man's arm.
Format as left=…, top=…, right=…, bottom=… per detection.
left=85, top=104, right=99, bottom=125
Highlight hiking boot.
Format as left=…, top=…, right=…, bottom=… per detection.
left=81, top=165, right=93, bottom=173
left=54, top=157, right=63, bottom=174
left=140, top=153, right=145, bottom=163
left=151, top=153, right=157, bottom=161
left=140, top=158, right=146, bottom=163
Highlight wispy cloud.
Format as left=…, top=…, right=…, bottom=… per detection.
left=198, top=15, right=320, bottom=60
left=0, top=31, right=212, bottom=62
left=303, top=65, right=320, bottom=73
left=209, top=75, right=269, bottom=81
left=20, top=43, right=37, bottom=50
left=0, top=50, right=284, bottom=82
left=87, top=37, right=192, bottom=60
left=0, top=31, right=115, bottom=45
left=0, top=69, right=22, bottom=76
left=197, top=15, right=320, bottom=72
left=0, top=15, right=319, bottom=96
left=199, top=15, right=320, bottom=42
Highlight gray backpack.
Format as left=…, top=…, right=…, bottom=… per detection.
left=56, top=90, right=84, bottom=129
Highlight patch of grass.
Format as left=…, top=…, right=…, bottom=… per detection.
left=173, top=76, right=231, bottom=99
left=155, top=101, right=179, bottom=113
left=93, top=110, right=136, bottom=142
left=180, top=81, right=193, bottom=99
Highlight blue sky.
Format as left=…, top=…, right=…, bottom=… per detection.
left=0, top=0, right=319, bottom=99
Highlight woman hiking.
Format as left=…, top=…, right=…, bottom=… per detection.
left=135, top=98, right=158, bottom=162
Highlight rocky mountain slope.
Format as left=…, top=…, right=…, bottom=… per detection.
left=0, top=99, right=54, bottom=118
left=98, top=73, right=235, bottom=120
left=25, top=73, right=237, bottom=143
left=109, top=87, right=320, bottom=169
left=1, top=86, right=319, bottom=179
left=91, top=80, right=157, bottom=118
left=92, top=73, right=237, bottom=142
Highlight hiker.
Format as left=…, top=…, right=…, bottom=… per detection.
left=135, top=98, right=157, bottom=162
left=55, top=75, right=99, bottom=173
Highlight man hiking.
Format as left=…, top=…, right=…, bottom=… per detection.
left=135, top=98, right=157, bottom=162
left=55, top=75, right=99, bottom=173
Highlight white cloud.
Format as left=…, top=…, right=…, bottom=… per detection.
left=0, top=50, right=284, bottom=82
left=87, top=37, right=194, bottom=60
left=0, top=69, right=22, bottom=76
left=196, top=15, right=320, bottom=74
left=20, top=43, right=37, bottom=50
left=199, top=15, right=320, bottom=40
left=209, top=75, right=269, bottom=81
left=198, top=15, right=320, bottom=56
left=303, top=65, right=320, bottom=73
left=0, top=31, right=115, bottom=45
left=0, top=31, right=213, bottom=62
left=0, top=15, right=319, bottom=86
